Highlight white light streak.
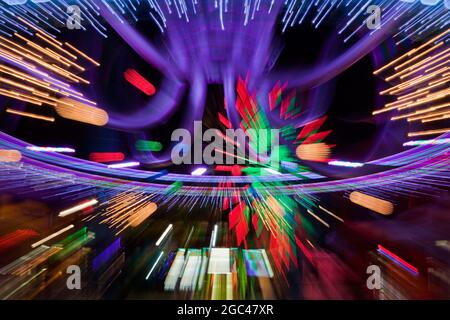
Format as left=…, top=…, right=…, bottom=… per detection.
left=156, top=224, right=173, bottom=246
left=26, top=146, right=75, bottom=153
left=145, top=251, right=164, bottom=280
left=58, top=199, right=98, bottom=217
left=31, top=224, right=74, bottom=248
left=328, top=160, right=364, bottom=168
left=107, top=161, right=140, bottom=169
left=191, top=167, right=207, bottom=176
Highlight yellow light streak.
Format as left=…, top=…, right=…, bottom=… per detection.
left=6, top=108, right=55, bottom=122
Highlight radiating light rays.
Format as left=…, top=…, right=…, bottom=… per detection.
left=83, top=190, right=158, bottom=235
left=0, top=29, right=106, bottom=127
left=230, top=78, right=333, bottom=177
left=0, top=2, right=445, bottom=218
left=373, top=28, right=450, bottom=138
left=1, top=32, right=89, bottom=84
left=0, top=45, right=448, bottom=299
left=221, top=78, right=329, bottom=250
left=0, top=142, right=447, bottom=205
left=0, top=133, right=448, bottom=295
left=1, top=0, right=446, bottom=47
left=0, top=1, right=448, bottom=301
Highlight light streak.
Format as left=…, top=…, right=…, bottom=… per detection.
left=135, top=140, right=163, bottom=152
left=378, top=244, right=419, bottom=275
left=58, top=199, right=98, bottom=217
left=107, top=161, right=140, bottom=169
left=191, top=167, right=207, bottom=176
left=0, top=229, right=38, bottom=251
left=264, top=168, right=281, bottom=175
left=408, top=128, right=450, bottom=137
left=306, top=209, right=330, bottom=228
left=403, top=138, right=450, bottom=146
left=64, top=42, right=101, bottom=67
left=26, top=146, right=75, bottom=153
left=31, top=224, right=74, bottom=248
left=0, top=149, right=22, bottom=162
left=55, top=98, right=108, bottom=126
left=318, top=205, right=344, bottom=222
left=6, top=108, right=55, bottom=122
left=215, top=165, right=243, bottom=176
left=373, top=28, right=450, bottom=139
left=328, top=160, right=364, bottom=168
left=156, top=224, right=173, bottom=246
left=210, top=224, right=218, bottom=247
left=128, top=203, right=158, bottom=227
left=3, top=268, right=47, bottom=300
left=392, top=102, right=450, bottom=121
left=296, top=143, right=331, bottom=162
left=89, top=152, right=125, bottom=163
left=145, top=251, right=164, bottom=280
left=421, top=113, right=450, bottom=123
left=0, top=0, right=447, bottom=44
left=124, top=69, right=156, bottom=96
left=349, top=191, right=394, bottom=215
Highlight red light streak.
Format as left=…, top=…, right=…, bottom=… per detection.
left=0, top=229, right=38, bottom=252
left=89, top=152, right=125, bottom=163
left=124, top=69, right=156, bottom=96
left=378, top=244, right=419, bottom=274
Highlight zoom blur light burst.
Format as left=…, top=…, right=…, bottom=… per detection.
left=0, top=0, right=449, bottom=303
